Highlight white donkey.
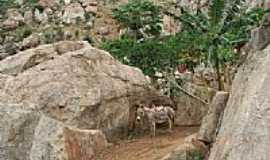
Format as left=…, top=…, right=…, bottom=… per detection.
left=136, top=104, right=175, bottom=136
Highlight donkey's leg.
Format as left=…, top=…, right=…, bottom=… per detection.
left=168, top=119, right=173, bottom=133
left=152, top=122, right=156, bottom=137
left=139, top=121, right=143, bottom=135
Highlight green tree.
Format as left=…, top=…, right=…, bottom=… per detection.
left=102, top=0, right=268, bottom=92
left=112, top=0, right=162, bottom=39
left=174, top=0, right=268, bottom=90
left=100, top=37, right=180, bottom=77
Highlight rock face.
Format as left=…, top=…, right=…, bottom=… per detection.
left=0, top=103, right=108, bottom=160
left=246, top=13, right=270, bottom=52
left=0, top=41, right=151, bottom=141
left=208, top=18, right=270, bottom=160
left=197, top=92, right=229, bottom=144
left=174, top=84, right=215, bottom=126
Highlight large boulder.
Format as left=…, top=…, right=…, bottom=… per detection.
left=0, top=41, right=86, bottom=75
left=197, top=91, right=229, bottom=144
left=160, top=134, right=207, bottom=160
left=174, top=83, right=216, bottom=126
left=208, top=36, right=270, bottom=160
left=0, top=41, right=151, bottom=141
left=0, top=103, right=108, bottom=160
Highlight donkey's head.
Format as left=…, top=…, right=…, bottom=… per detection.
left=136, top=104, right=145, bottom=122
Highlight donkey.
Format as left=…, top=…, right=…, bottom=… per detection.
left=136, top=104, right=175, bottom=136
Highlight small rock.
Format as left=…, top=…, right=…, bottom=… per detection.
left=64, top=0, right=71, bottom=5
left=3, top=42, right=19, bottom=56
left=34, top=9, right=48, bottom=23
left=63, top=30, right=73, bottom=40
left=2, top=19, right=19, bottom=30
left=22, top=33, right=41, bottom=50
left=62, top=3, right=85, bottom=24
left=44, top=7, right=53, bottom=15
left=85, top=5, right=98, bottom=14
left=24, top=10, right=33, bottom=24
left=97, top=26, right=110, bottom=36
left=6, top=9, right=24, bottom=22
left=160, top=138, right=207, bottom=160
left=80, top=0, right=98, bottom=7
left=54, top=41, right=86, bottom=55
left=37, top=0, right=58, bottom=9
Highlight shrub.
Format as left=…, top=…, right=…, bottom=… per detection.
left=0, top=0, right=18, bottom=15
left=112, top=0, right=162, bottom=38
left=101, top=36, right=180, bottom=77
left=12, top=25, right=33, bottom=42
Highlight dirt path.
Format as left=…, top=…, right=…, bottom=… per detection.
left=96, top=127, right=199, bottom=160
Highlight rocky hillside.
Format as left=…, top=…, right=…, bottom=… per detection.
left=0, top=1, right=270, bottom=160
left=0, top=0, right=171, bottom=60
left=1, top=0, right=269, bottom=60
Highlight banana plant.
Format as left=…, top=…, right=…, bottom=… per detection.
left=177, top=0, right=268, bottom=90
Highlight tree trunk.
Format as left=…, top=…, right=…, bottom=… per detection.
left=214, top=52, right=223, bottom=91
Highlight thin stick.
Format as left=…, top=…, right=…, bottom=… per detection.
left=169, top=79, right=209, bottom=105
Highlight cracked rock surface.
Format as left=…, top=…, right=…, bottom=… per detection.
left=0, top=41, right=151, bottom=143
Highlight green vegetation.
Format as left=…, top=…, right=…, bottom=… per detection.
left=0, top=0, right=18, bottom=15
left=25, top=0, right=39, bottom=9
left=101, top=0, right=268, bottom=91
left=112, top=0, right=162, bottom=38
left=187, top=151, right=204, bottom=160
left=0, top=25, right=33, bottom=42
left=176, top=0, right=269, bottom=90
left=42, top=25, right=65, bottom=44
left=14, top=25, right=33, bottom=42
left=101, top=36, right=179, bottom=77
